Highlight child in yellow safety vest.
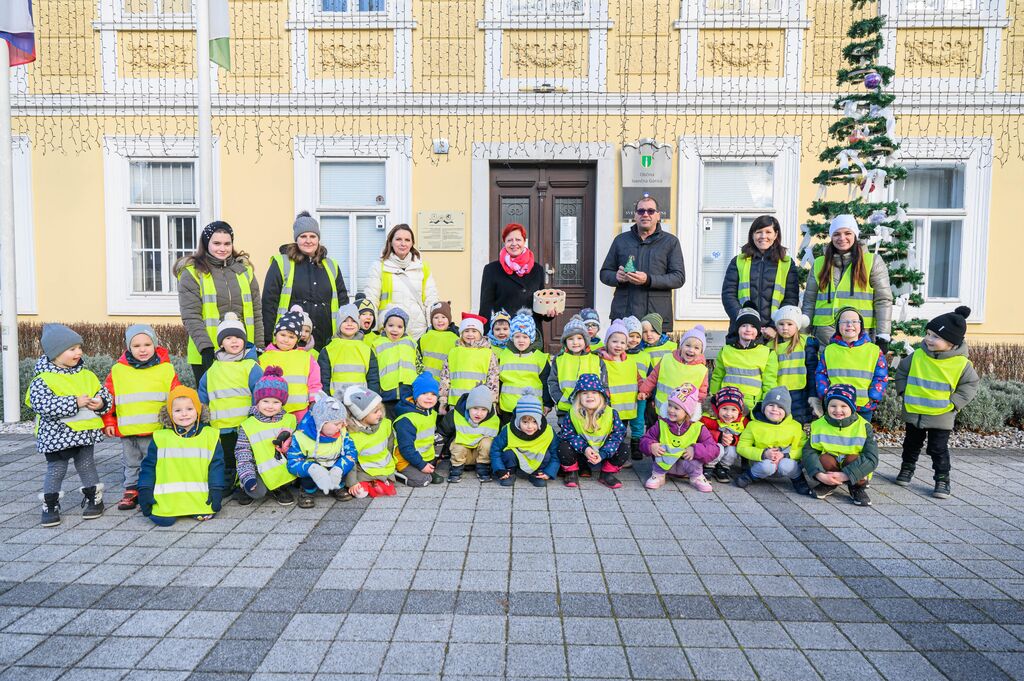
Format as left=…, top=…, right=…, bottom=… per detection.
left=29, top=324, right=113, bottom=527
left=260, top=305, right=322, bottom=422
left=640, top=385, right=718, bottom=493
left=700, top=387, right=750, bottom=483
left=812, top=306, right=887, bottom=422
left=287, top=391, right=359, bottom=507
left=710, top=302, right=778, bottom=412
left=233, top=366, right=298, bottom=506
left=580, top=308, right=604, bottom=351
left=894, top=306, right=980, bottom=499
left=491, top=394, right=560, bottom=487
left=374, top=306, right=420, bottom=418
left=318, top=303, right=381, bottom=398
left=439, top=313, right=499, bottom=414
left=733, top=386, right=812, bottom=496
left=639, top=312, right=676, bottom=369
left=439, top=384, right=500, bottom=483
left=623, top=316, right=649, bottom=461
left=547, top=316, right=608, bottom=415
left=598, top=320, right=642, bottom=456
left=418, top=301, right=458, bottom=380
left=558, top=373, right=628, bottom=489
left=342, top=385, right=398, bottom=498
left=802, top=383, right=878, bottom=507
left=138, top=386, right=225, bottom=526
left=198, top=312, right=263, bottom=499
left=394, top=373, right=445, bottom=487
left=497, top=309, right=552, bottom=426
left=769, top=306, right=815, bottom=425
left=102, top=324, right=182, bottom=512
left=486, top=308, right=512, bottom=351
left=356, top=295, right=382, bottom=347
left=638, top=324, right=709, bottom=423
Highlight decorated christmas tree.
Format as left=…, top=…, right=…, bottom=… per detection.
left=798, top=0, right=926, bottom=354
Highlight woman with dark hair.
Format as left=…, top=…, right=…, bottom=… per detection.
left=478, top=223, right=551, bottom=334
left=363, top=223, right=438, bottom=339
left=261, top=211, right=349, bottom=352
left=801, top=214, right=893, bottom=351
left=721, top=215, right=801, bottom=338
left=175, top=220, right=264, bottom=383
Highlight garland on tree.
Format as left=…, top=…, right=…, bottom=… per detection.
left=797, top=0, right=926, bottom=354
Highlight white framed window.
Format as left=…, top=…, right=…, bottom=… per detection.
left=294, top=137, right=412, bottom=296
left=479, top=0, right=610, bottom=93
left=320, top=0, right=387, bottom=12
left=674, top=0, right=807, bottom=93
left=891, top=137, right=992, bottom=321
left=900, top=0, right=980, bottom=14
left=0, top=136, right=38, bottom=314
left=103, top=137, right=220, bottom=316
left=676, top=136, right=800, bottom=320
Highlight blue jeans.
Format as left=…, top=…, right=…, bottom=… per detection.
left=750, top=457, right=802, bottom=480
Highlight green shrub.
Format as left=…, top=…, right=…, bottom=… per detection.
left=955, top=382, right=1009, bottom=433
left=873, top=383, right=904, bottom=432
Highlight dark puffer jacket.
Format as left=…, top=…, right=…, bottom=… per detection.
left=720, top=252, right=800, bottom=324
left=262, top=245, right=350, bottom=352
left=599, top=224, right=685, bottom=322
left=177, top=254, right=265, bottom=354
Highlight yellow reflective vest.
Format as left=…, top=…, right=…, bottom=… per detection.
left=111, top=361, right=176, bottom=436
left=497, top=348, right=548, bottom=413
left=205, top=359, right=257, bottom=429
left=394, top=409, right=436, bottom=469
left=737, top=416, right=805, bottom=462
left=812, top=252, right=876, bottom=330
left=270, top=254, right=340, bottom=337
left=453, top=409, right=500, bottom=447
left=653, top=354, right=708, bottom=412
left=239, top=414, right=297, bottom=490
left=653, top=421, right=703, bottom=471
left=605, top=358, right=641, bottom=421
left=375, top=338, right=418, bottom=392
left=568, top=406, right=614, bottom=450
left=775, top=335, right=809, bottom=391
left=350, top=418, right=395, bottom=477
left=736, top=254, right=791, bottom=316
left=151, top=426, right=221, bottom=517
left=506, top=425, right=555, bottom=474
left=26, top=369, right=104, bottom=433
left=259, top=349, right=311, bottom=413
left=904, top=351, right=970, bottom=416
left=715, top=344, right=774, bottom=409
left=178, top=264, right=256, bottom=364
left=554, top=353, right=602, bottom=412
left=809, top=414, right=869, bottom=457
left=823, top=342, right=879, bottom=408
left=419, top=329, right=458, bottom=379
left=322, top=337, right=372, bottom=395
left=447, top=346, right=493, bottom=402
left=644, top=340, right=677, bottom=369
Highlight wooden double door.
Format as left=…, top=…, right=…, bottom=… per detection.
left=489, top=163, right=597, bottom=353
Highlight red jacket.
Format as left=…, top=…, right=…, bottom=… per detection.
left=700, top=414, right=749, bottom=443
left=102, top=347, right=182, bottom=436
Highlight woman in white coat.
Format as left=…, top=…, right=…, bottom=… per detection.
left=363, top=224, right=439, bottom=340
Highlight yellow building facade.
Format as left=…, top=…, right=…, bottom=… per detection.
left=9, top=0, right=1024, bottom=343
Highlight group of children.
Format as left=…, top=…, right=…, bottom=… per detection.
left=28, top=288, right=978, bottom=525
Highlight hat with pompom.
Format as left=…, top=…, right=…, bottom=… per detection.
left=926, top=306, right=971, bottom=346
left=254, top=366, right=290, bottom=404
left=275, top=304, right=305, bottom=335
left=509, top=308, right=536, bottom=343
left=623, top=316, right=642, bottom=337
left=217, top=312, right=247, bottom=345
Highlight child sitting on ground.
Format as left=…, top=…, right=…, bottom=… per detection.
left=580, top=308, right=604, bottom=351
left=138, top=386, right=225, bottom=525
left=440, top=384, right=499, bottom=483
left=496, top=309, right=551, bottom=426
left=419, top=301, right=458, bottom=379
left=343, top=386, right=398, bottom=498
left=319, top=303, right=380, bottom=397
left=491, top=394, right=560, bottom=487
left=623, top=316, right=649, bottom=460
left=599, top=320, right=642, bottom=456
left=29, top=324, right=112, bottom=527
left=813, top=306, right=887, bottom=422
left=374, top=306, right=420, bottom=418
left=357, top=295, right=382, bottom=347
left=260, top=305, right=322, bottom=420
left=198, top=312, right=263, bottom=499
left=103, top=324, right=182, bottom=512
left=439, top=313, right=499, bottom=413
left=641, top=385, right=718, bottom=493
left=700, top=387, right=749, bottom=483
left=234, top=366, right=297, bottom=506
left=394, top=373, right=444, bottom=486
left=548, top=316, right=607, bottom=414
left=770, top=306, right=815, bottom=425
left=734, top=386, right=811, bottom=495
left=803, top=384, right=878, bottom=507
left=558, top=374, right=628, bottom=489
left=710, top=302, right=778, bottom=413
left=638, top=324, right=709, bottom=420
left=894, top=306, right=980, bottom=499
left=287, top=392, right=358, bottom=507
left=487, top=309, right=513, bottom=351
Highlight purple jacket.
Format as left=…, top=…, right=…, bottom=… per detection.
left=639, top=417, right=718, bottom=465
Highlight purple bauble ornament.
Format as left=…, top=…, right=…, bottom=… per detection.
left=864, top=71, right=882, bottom=89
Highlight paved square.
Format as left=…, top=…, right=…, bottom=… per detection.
left=1, top=435, right=1024, bottom=679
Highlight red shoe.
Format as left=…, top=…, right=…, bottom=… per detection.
left=117, top=489, right=138, bottom=510
left=379, top=480, right=397, bottom=496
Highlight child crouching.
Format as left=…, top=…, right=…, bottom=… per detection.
left=734, top=387, right=811, bottom=496
left=234, top=367, right=297, bottom=506
left=492, top=395, right=559, bottom=487
left=138, top=386, right=225, bottom=525
left=287, top=392, right=359, bottom=507
left=343, top=386, right=398, bottom=497
left=700, top=387, right=749, bottom=483
left=803, top=384, right=879, bottom=507
left=641, top=385, right=718, bottom=493
left=558, top=374, right=628, bottom=489
left=441, top=384, right=499, bottom=483
left=394, top=373, right=444, bottom=486
left=29, top=324, right=113, bottom=527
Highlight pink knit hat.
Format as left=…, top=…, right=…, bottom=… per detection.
left=667, top=384, right=699, bottom=417
left=254, top=366, right=289, bottom=404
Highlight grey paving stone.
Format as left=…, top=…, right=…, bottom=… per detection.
left=663, top=594, right=718, bottom=620
left=113, top=609, right=187, bottom=637
left=559, top=593, right=612, bottom=617
left=923, top=651, right=1011, bottom=681
left=507, top=591, right=559, bottom=616
left=3, top=607, right=80, bottom=635
left=891, top=622, right=971, bottom=651
left=567, top=644, right=630, bottom=678
left=449, top=614, right=506, bottom=643
left=975, top=599, right=1024, bottom=625
left=148, top=586, right=209, bottom=611
left=0, top=668, right=64, bottom=681
left=224, top=612, right=291, bottom=640
left=195, top=638, right=276, bottom=673
left=784, top=621, right=854, bottom=650
left=674, top=619, right=736, bottom=648
left=618, top=618, right=678, bottom=646
left=383, top=642, right=446, bottom=676
left=0, top=581, right=63, bottom=606
left=42, top=584, right=113, bottom=609
left=919, top=598, right=991, bottom=624
left=728, top=620, right=792, bottom=648
left=92, top=585, right=161, bottom=610
left=196, top=586, right=255, bottom=612
left=505, top=643, right=566, bottom=678
left=347, top=588, right=407, bottom=614
left=258, top=639, right=330, bottom=673
left=948, top=623, right=1024, bottom=652
left=744, top=648, right=821, bottom=681
left=77, top=636, right=159, bottom=668
left=818, top=598, right=882, bottom=623
left=625, top=646, right=693, bottom=680
left=864, top=651, right=945, bottom=681
left=135, top=637, right=217, bottom=671
left=336, top=613, right=399, bottom=642
left=804, top=649, right=883, bottom=681
left=441, top=642, right=505, bottom=676
left=280, top=613, right=345, bottom=641
left=711, top=595, right=772, bottom=621
left=15, top=633, right=101, bottom=667
left=393, top=614, right=454, bottom=642
left=610, top=592, right=666, bottom=618
left=685, top=647, right=756, bottom=680
left=168, top=611, right=240, bottom=639
left=563, top=617, right=621, bottom=645
left=840, top=623, right=914, bottom=651
left=454, top=591, right=508, bottom=615
left=319, top=641, right=388, bottom=673
left=866, top=597, right=937, bottom=623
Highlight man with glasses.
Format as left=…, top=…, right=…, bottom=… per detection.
left=599, top=195, right=686, bottom=322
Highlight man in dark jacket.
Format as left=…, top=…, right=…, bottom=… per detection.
left=599, top=196, right=686, bottom=321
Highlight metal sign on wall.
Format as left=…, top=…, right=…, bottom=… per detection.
left=621, top=139, right=672, bottom=221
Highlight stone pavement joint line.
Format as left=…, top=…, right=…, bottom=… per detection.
left=1, top=435, right=1023, bottom=679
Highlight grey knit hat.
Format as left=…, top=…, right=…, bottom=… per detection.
left=125, top=324, right=158, bottom=349
left=216, top=312, right=247, bottom=345
left=293, top=211, right=320, bottom=240
left=560, top=316, right=589, bottom=346
left=761, top=386, right=792, bottom=419
left=466, top=384, right=493, bottom=411
left=514, top=393, right=544, bottom=430
left=310, top=392, right=347, bottom=432
left=41, top=323, right=83, bottom=361
left=336, top=303, right=360, bottom=327
left=343, top=385, right=383, bottom=421
left=382, top=306, right=410, bottom=328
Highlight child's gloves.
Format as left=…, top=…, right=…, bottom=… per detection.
left=272, top=431, right=292, bottom=455
left=328, top=466, right=344, bottom=489
left=307, top=463, right=333, bottom=494
left=243, top=478, right=258, bottom=494
left=138, top=488, right=154, bottom=516
left=207, top=489, right=222, bottom=513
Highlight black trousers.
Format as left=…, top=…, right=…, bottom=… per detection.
left=901, top=422, right=951, bottom=480
left=557, top=439, right=629, bottom=469
left=219, top=430, right=239, bottom=492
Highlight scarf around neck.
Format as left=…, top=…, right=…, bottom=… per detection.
left=499, top=247, right=535, bottom=277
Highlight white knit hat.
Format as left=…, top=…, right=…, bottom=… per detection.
left=829, top=214, right=860, bottom=238
left=771, top=305, right=810, bottom=331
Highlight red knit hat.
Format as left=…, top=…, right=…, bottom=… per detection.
left=501, top=223, right=527, bottom=241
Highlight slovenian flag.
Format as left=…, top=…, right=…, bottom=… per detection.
left=209, top=0, right=230, bottom=70
left=0, top=1, right=36, bottom=67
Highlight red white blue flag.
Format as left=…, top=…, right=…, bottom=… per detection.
left=0, top=1, right=36, bottom=67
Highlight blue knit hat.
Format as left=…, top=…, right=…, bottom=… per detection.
left=509, top=308, right=536, bottom=343
left=825, top=383, right=857, bottom=412
left=489, top=309, right=512, bottom=330
left=579, top=308, right=601, bottom=328
left=412, top=372, right=440, bottom=400
left=514, top=393, right=544, bottom=429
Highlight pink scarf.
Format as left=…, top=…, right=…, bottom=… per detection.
left=499, top=247, right=535, bottom=277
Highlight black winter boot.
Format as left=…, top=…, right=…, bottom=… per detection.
left=630, top=439, right=642, bottom=461
left=447, top=465, right=464, bottom=483
left=41, top=493, right=62, bottom=527
left=933, top=477, right=951, bottom=499
left=80, top=485, right=104, bottom=520
left=895, top=466, right=914, bottom=486
left=734, top=470, right=755, bottom=489
left=791, top=475, right=812, bottom=497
